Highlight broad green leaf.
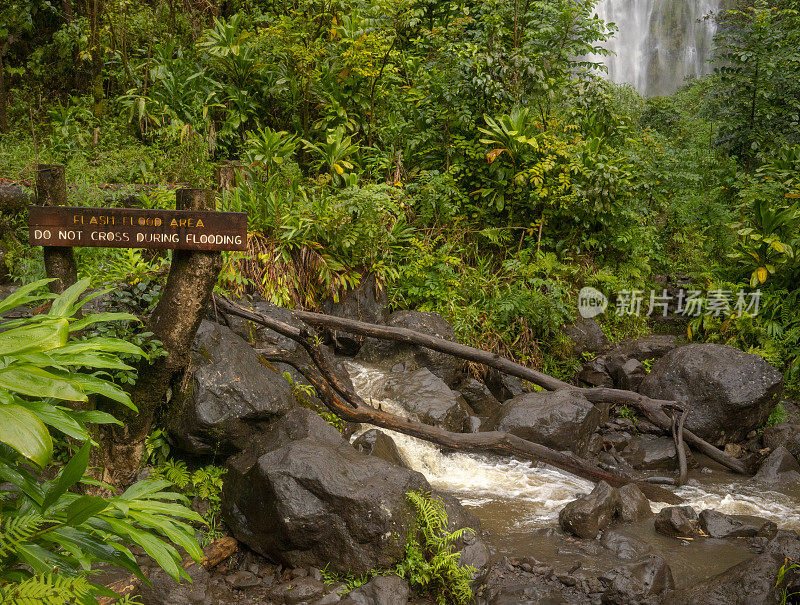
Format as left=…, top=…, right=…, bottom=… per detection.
left=69, top=312, right=141, bottom=332
left=0, top=365, right=88, bottom=401
left=0, top=318, right=69, bottom=356
left=54, top=338, right=147, bottom=357
left=70, top=409, right=122, bottom=426
left=0, top=279, right=55, bottom=315
left=13, top=399, right=90, bottom=441
left=0, top=404, right=53, bottom=467
left=129, top=510, right=203, bottom=563
left=21, top=350, right=134, bottom=371
left=65, top=495, right=109, bottom=526
left=49, top=278, right=91, bottom=317
left=43, top=441, right=91, bottom=510
left=47, top=369, right=136, bottom=409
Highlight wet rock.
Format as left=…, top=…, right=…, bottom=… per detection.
left=600, top=529, right=653, bottom=560
left=639, top=344, right=783, bottom=445
left=600, top=554, right=674, bottom=603
left=617, top=484, right=653, bottom=522
left=653, top=506, right=698, bottom=538
left=139, top=563, right=213, bottom=605
left=754, top=445, right=800, bottom=486
left=268, top=577, right=327, bottom=604
left=613, top=335, right=679, bottom=361
left=482, top=390, right=602, bottom=456
left=347, top=574, right=409, bottom=605
left=381, top=368, right=472, bottom=432
left=483, top=369, right=526, bottom=402
left=459, top=539, right=491, bottom=585
left=559, top=481, right=620, bottom=539
left=167, top=321, right=295, bottom=455
left=224, top=300, right=306, bottom=355
left=576, top=357, right=615, bottom=388
left=671, top=552, right=785, bottom=604
left=456, top=376, right=501, bottom=416
left=356, top=310, right=467, bottom=387
left=564, top=317, right=609, bottom=355
left=763, top=423, right=800, bottom=459
left=605, top=355, right=646, bottom=392
left=698, top=509, right=777, bottom=539
left=222, top=408, right=430, bottom=574
left=620, top=435, right=693, bottom=471
left=352, top=429, right=407, bottom=468
left=225, top=569, right=260, bottom=588
left=321, top=272, right=389, bottom=355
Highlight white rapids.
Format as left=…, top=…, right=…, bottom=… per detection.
left=346, top=361, right=800, bottom=531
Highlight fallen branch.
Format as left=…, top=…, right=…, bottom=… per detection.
left=289, top=308, right=748, bottom=475
left=214, top=295, right=682, bottom=504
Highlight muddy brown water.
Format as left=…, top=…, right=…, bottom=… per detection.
left=346, top=361, right=800, bottom=587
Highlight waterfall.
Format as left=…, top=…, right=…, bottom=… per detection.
left=591, top=0, right=720, bottom=96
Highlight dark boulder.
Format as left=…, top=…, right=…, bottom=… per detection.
left=698, top=509, right=777, bottom=539
left=381, top=368, right=472, bottom=432
left=356, top=310, right=467, bottom=387
left=620, top=435, right=693, bottom=471
left=167, top=321, right=295, bottom=455
left=605, top=355, right=646, bottom=392
left=600, top=530, right=653, bottom=560
left=564, top=317, right=609, bottom=355
left=654, top=506, right=699, bottom=538
left=268, top=577, right=327, bottom=604
left=346, top=574, right=409, bottom=605
left=322, top=272, right=389, bottom=355
left=617, top=484, right=653, bottom=523
left=599, top=554, right=674, bottom=604
left=612, top=335, right=678, bottom=361
left=763, top=423, right=800, bottom=460
left=576, top=357, right=615, bottom=389
left=483, top=369, right=526, bottom=402
left=639, top=344, right=783, bottom=445
left=753, top=445, right=800, bottom=486
left=482, top=390, right=602, bottom=456
left=456, top=376, right=501, bottom=416
left=559, top=481, right=621, bottom=539
left=224, top=300, right=306, bottom=355
left=223, top=409, right=452, bottom=574
left=352, top=429, right=407, bottom=468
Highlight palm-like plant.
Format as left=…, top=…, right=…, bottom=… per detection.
left=0, top=280, right=203, bottom=603
left=301, top=127, right=359, bottom=185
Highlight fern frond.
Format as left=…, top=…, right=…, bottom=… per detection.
left=0, top=573, right=93, bottom=604
left=0, top=514, right=47, bottom=561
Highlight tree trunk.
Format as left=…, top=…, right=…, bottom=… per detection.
left=106, top=188, right=223, bottom=483
left=213, top=295, right=683, bottom=504
left=37, top=165, right=78, bottom=293
left=289, top=308, right=749, bottom=475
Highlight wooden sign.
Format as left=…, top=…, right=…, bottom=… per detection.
left=28, top=206, right=247, bottom=251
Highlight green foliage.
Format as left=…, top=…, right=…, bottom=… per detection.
left=397, top=491, right=475, bottom=605
left=707, top=0, right=800, bottom=163
left=776, top=557, right=800, bottom=605
left=0, top=282, right=203, bottom=603
left=765, top=404, right=788, bottom=429
left=281, top=371, right=345, bottom=433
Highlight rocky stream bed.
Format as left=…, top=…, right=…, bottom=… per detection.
left=125, top=283, right=800, bottom=605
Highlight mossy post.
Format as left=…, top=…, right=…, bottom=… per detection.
left=108, top=187, right=223, bottom=482
left=37, top=164, right=78, bottom=293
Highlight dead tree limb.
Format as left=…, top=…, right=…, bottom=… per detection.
left=214, top=295, right=681, bottom=504
left=290, top=308, right=748, bottom=475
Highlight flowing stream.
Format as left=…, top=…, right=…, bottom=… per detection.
left=346, top=361, right=800, bottom=556
left=590, top=0, right=719, bottom=96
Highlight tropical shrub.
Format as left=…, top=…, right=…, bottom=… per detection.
left=0, top=280, right=203, bottom=603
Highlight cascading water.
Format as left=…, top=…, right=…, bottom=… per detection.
left=345, top=360, right=800, bottom=550
left=591, top=0, right=720, bottom=96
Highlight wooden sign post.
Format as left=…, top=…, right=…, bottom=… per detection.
left=28, top=182, right=248, bottom=483
left=29, top=206, right=247, bottom=251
